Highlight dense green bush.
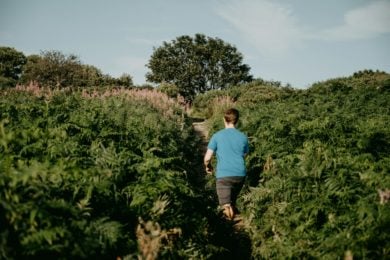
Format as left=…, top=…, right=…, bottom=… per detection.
left=0, top=88, right=239, bottom=259
left=191, top=79, right=293, bottom=119
left=2, top=70, right=389, bottom=259
left=196, top=71, right=390, bottom=258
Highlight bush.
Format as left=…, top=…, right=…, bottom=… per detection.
left=0, top=87, right=236, bottom=259
left=199, top=71, right=390, bottom=258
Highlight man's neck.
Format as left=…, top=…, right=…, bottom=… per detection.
left=225, top=123, right=235, bottom=128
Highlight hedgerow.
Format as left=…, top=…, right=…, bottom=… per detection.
left=0, top=87, right=236, bottom=259
left=2, top=70, right=389, bottom=259
left=196, top=71, right=390, bottom=259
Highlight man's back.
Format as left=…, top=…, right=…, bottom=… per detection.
left=208, top=128, right=249, bottom=178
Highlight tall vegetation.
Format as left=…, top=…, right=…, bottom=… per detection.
left=0, top=86, right=242, bottom=259
left=194, top=70, right=390, bottom=259
left=2, top=40, right=389, bottom=258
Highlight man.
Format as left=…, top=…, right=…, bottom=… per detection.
left=204, top=108, right=249, bottom=220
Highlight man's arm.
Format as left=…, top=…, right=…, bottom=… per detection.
left=204, top=149, right=214, bottom=174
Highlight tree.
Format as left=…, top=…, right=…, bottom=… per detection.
left=146, top=34, right=253, bottom=101
left=158, top=82, right=180, bottom=98
left=0, top=46, right=27, bottom=87
left=21, top=50, right=83, bottom=88
left=78, top=64, right=104, bottom=87
left=115, top=73, right=133, bottom=88
left=21, top=50, right=130, bottom=88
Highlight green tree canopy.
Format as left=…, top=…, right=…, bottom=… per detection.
left=78, top=64, right=104, bottom=87
left=21, top=50, right=83, bottom=88
left=0, top=46, right=27, bottom=87
left=146, top=34, right=253, bottom=101
left=157, top=82, right=180, bottom=98
left=115, top=73, right=133, bottom=88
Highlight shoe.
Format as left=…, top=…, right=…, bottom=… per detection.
left=222, top=204, right=234, bottom=220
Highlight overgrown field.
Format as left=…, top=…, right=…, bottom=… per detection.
left=0, top=86, right=244, bottom=259
left=193, top=70, right=390, bottom=259
left=1, top=70, right=390, bottom=259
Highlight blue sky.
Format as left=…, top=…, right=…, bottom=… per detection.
left=1, top=0, right=389, bottom=88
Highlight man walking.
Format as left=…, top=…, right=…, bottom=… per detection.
left=204, top=108, right=249, bottom=220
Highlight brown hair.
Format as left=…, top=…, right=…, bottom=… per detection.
left=224, top=108, right=239, bottom=124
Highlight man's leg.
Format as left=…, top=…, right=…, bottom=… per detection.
left=230, top=177, right=245, bottom=214
left=216, top=178, right=234, bottom=219
left=216, top=177, right=244, bottom=220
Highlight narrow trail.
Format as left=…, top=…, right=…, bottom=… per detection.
left=192, top=120, right=209, bottom=152
left=191, top=118, right=252, bottom=259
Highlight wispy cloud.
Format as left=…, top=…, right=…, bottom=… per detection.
left=216, top=0, right=390, bottom=57
left=318, top=0, right=390, bottom=41
left=216, top=0, right=306, bottom=57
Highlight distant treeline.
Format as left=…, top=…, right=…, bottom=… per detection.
left=1, top=34, right=253, bottom=101
left=0, top=46, right=136, bottom=89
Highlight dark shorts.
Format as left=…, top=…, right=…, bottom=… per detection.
left=216, top=176, right=245, bottom=206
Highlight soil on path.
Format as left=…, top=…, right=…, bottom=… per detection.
left=192, top=120, right=209, bottom=152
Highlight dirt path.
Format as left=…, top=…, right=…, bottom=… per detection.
left=192, top=120, right=209, bottom=151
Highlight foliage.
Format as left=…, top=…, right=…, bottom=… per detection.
left=191, top=79, right=293, bottom=119
left=2, top=56, right=389, bottom=258
left=195, top=70, right=390, bottom=258
left=146, top=34, right=253, bottom=101
left=0, top=87, right=237, bottom=259
left=20, top=50, right=85, bottom=88
left=115, top=73, right=133, bottom=88
left=0, top=48, right=135, bottom=89
left=157, top=82, right=180, bottom=98
left=0, top=46, right=27, bottom=88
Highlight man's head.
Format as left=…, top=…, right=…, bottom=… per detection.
left=224, top=108, right=239, bottom=125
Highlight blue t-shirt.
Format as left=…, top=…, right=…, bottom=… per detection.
left=207, top=128, right=249, bottom=179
